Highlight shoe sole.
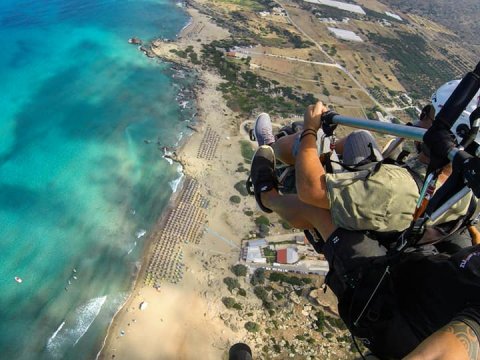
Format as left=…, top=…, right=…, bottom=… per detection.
left=251, top=145, right=276, bottom=213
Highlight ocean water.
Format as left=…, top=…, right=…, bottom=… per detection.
left=0, top=0, right=193, bottom=358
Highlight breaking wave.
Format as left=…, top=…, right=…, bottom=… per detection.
left=46, top=296, right=107, bottom=358
left=169, top=165, right=184, bottom=193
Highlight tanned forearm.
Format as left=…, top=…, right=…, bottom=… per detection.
left=403, top=320, right=479, bottom=360
left=295, top=102, right=329, bottom=209
left=296, top=133, right=329, bottom=208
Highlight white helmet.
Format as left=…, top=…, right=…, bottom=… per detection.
left=431, top=79, right=480, bottom=143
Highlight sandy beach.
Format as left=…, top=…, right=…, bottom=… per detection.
left=99, top=5, right=258, bottom=359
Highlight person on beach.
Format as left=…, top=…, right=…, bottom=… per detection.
left=248, top=101, right=480, bottom=359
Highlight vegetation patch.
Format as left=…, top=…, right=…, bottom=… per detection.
left=234, top=180, right=249, bottom=196
left=201, top=41, right=317, bottom=116
left=231, top=264, right=248, bottom=277
left=245, top=321, right=260, bottom=332
left=269, top=273, right=312, bottom=286
left=224, top=277, right=241, bottom=292
left=366, top=31, right=460, bottom=98
left=222, top=296, right=243, bottom=310
left=244, top=209, right=254, bottom=216
left=240, top=140, right=255, bottom=162
left=251, top=268, right=266, bottom=285
left=230, top=195, right=241, bottom=204
left=255, top=215, right=270, bottom=226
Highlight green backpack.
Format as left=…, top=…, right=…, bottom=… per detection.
left=326, top=163, right=419, bottom=232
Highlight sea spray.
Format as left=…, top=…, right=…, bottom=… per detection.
left=46, top=321, right=65, bottom=352
left=169, top=164, right=185, bottom=192
left=46, top=296, right=107, bottom=358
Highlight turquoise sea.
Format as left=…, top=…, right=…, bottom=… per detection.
left=0, top=0, right=193, bottom=358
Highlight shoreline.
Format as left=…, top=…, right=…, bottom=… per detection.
left=95, top=175, right=188, bottom=359
left=97, top=3, right=241, bottom=359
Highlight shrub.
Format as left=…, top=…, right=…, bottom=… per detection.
left=245, top=321, right=260, bottom=332
left=230, top=195, right=241, bottom=204
left=258, top=223, right=269, bottom=237
left=231, top=264, right=248, bottom=277
left=280, top=220, right=292, bottom=230
left=234, top=180, right=249, bottom=196
left=315, top=310, right=326, bottom=331
left=273, top=292, right=284, bottom=300
left=254, top=286, right=269, bottom=302
left=244, top=209, right=254, bottom=216
left=251, top=268, right=265, bottom=285
left=233, top=303, right=243, bottom=310
left=240, top=140, right=255, bottom=162
left=269, top=273, right=304, bottom=286
left=255, top=216, right=270, bottom=226
left=222, top=297, right=236, bottom=309
left=223, top=277, right=240, bottom=292
left=263, top=301, right=274, bottom=310
left=327, top=316, right=347, bottom=330
left=238, top=288, right=247, bottom=297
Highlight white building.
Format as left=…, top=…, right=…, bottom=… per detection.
left=385, top=11, right=402, bottom=21
left=304, top=0, right=366, bottom=15
left=248, top=239, right=268, bottom=247
left=327, top=27, right=363, bottom=42
left=246, top=246, right=267, bottom=263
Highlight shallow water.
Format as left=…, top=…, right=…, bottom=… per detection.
left=0, top=0, right=192, bottom=358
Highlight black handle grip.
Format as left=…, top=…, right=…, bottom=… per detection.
left=321, top=110, right=339, bottom=125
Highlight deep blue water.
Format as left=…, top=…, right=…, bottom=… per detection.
left=0, top=0, right=192, bottom=358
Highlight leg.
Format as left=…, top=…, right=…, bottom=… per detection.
left=261, top=189, right=337, bottom=239
left=272, top=129, right=333, bottom=166
left=272, top=133, right=298, bottom=165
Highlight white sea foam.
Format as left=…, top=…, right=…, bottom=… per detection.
left=179, top=17, right=192, bottom=35
left=73, top=296, right=107, bottom=345
left=168, top=166, right=185, bottom=193
left=47, top=321, right=65, bottom=349
left=135, top=229, right=146, bottom=239
left=47, top=296, right=107, bottom=358
left=127, top=241, right=137, bottom=255
left=174, top=131, right=184, bottom=147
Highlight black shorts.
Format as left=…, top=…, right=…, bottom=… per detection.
left=322, top=228, right=480, bottom=358
left=323, top=228, right=387, bottom=273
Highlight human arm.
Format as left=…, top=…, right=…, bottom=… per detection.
left=468, top=226, right=480, bottom=245
left=295, top=102, right=330, bottom=208
left=403, top=320, right=479, bottom=360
